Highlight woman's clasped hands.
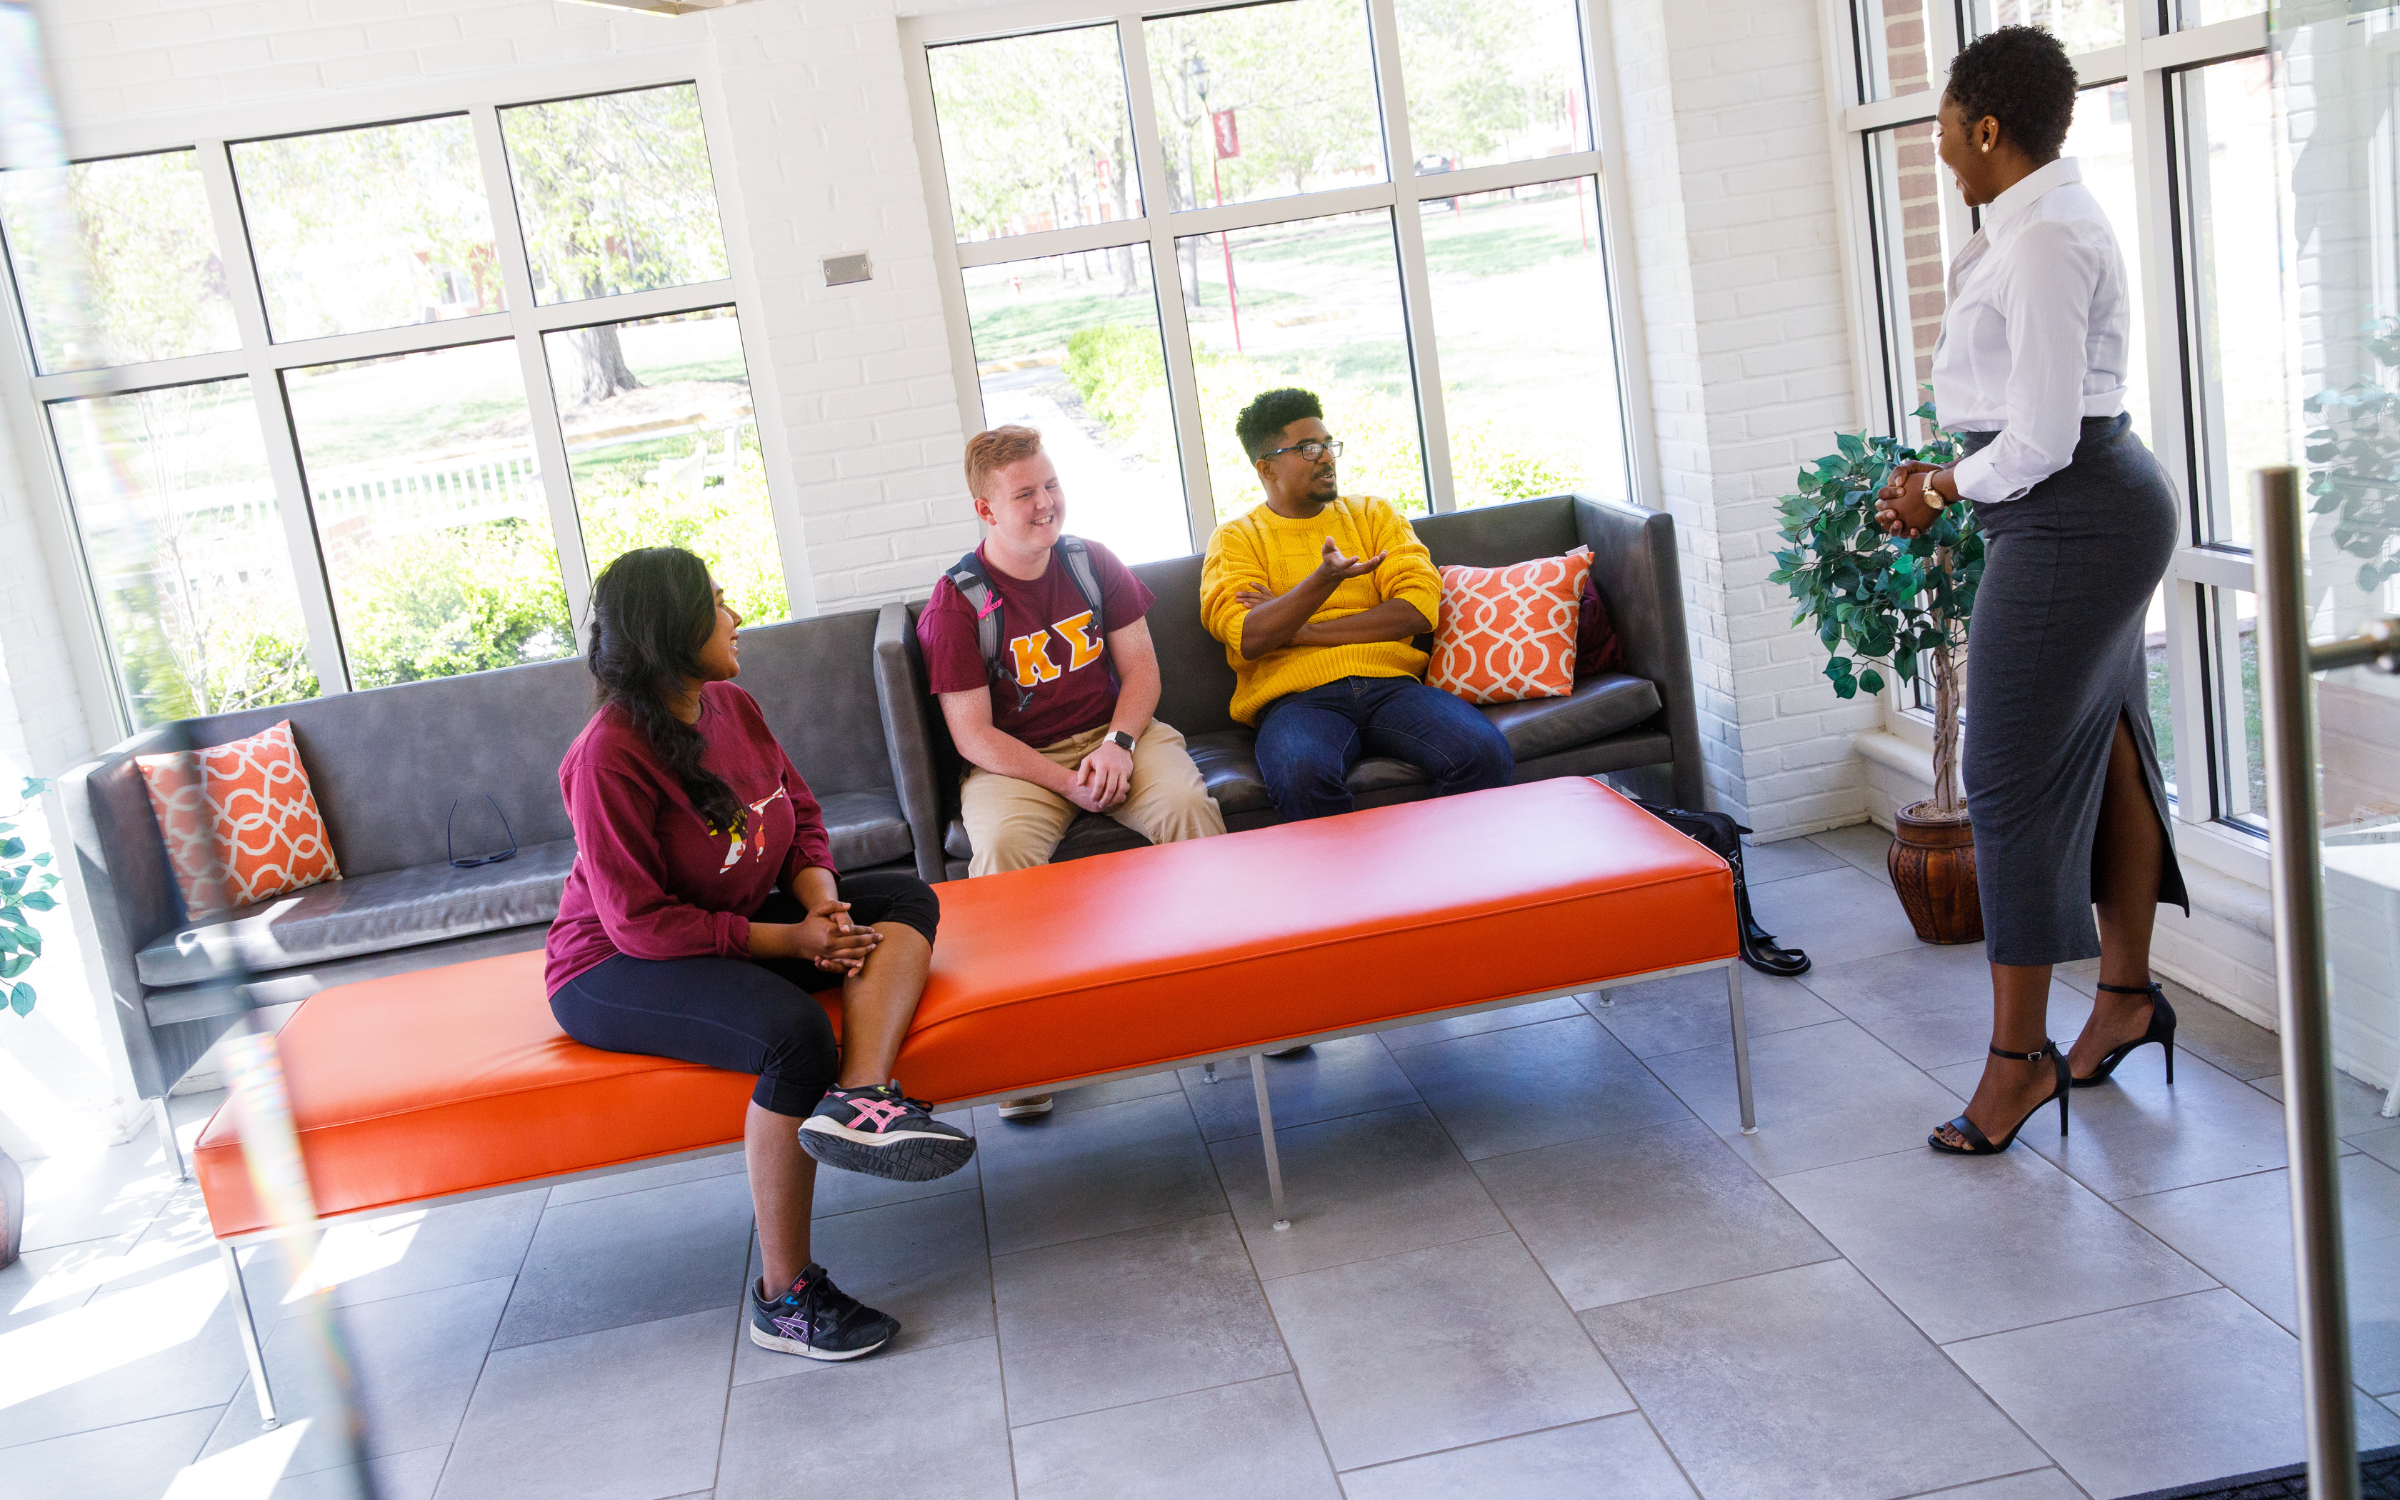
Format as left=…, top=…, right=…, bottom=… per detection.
left=795, top=898, right=879, bottom=976
left=1876, top=460, right=1947, bottom=540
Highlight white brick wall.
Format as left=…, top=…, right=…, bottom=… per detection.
left=1608, top=0, right=1874, bottom=839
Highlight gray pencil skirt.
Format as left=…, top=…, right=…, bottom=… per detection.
left=1961, top=413, right=2190, bottom=966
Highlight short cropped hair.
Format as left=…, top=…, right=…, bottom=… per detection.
left=1945, top=26, right=2077, bottom=163
left=1236, top=387, right=1324, bottom=462
left=964, top=424, right=1043, bottom=500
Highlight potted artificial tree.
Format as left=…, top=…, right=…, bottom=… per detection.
left=1772, top=414, right=1986, bottom=943
left=1, top=777, right=60, bottom=1269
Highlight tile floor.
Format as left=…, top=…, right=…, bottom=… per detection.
left=6, top=825, right=2400, bottom=1500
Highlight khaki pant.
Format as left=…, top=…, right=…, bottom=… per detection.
left=961, top=720, right=1225, bottom=877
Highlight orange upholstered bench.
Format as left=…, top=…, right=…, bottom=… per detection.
left=197, top=778, right=1752, bottom=1426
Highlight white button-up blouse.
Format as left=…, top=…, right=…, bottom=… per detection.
left=1931, top=157, right=2133, bottom=504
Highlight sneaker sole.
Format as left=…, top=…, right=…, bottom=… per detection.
left=748, top=1318, right=893, bottom=1361
left=997, top=1100, right=1054, bottom=1120
left=798, top=1119, right=976, bottom=1182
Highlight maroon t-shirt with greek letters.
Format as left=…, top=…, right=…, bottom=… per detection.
left=917, top=539, right=1154, bottom=748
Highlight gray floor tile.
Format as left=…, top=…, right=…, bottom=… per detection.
left=16, top=1127, right=188, bottom=1253
left=1772, top=1147, right=2215, bottom=1343
left=197, top=1277, right=512, bottom=1474
left=976, top=1090, right=1226, bottom=1257
left=1052, top=1069, right=1184, bottom=1114
left=1582, top=1259, right=2042, bottom=1500
left=1, top=1241, right=103, bottom=1334
left=1808, top=823, right=1898, bottom=885
left=1011, top=1373, right=1341, bottom=1499
left=545, top=1149, right=746, bottom=1207
left=1209, top=1104, right=1508, bottom=1279
left=1796, top=943, right=2093, bottom=1071
left=720, top=1336, right=1012, bottom=1499
left=1586, top=968, right=1840, bottom=1060
left=733, top=1185, right=992, bottom=1384
left=491, top=1171, right=751, bottom=1349
left=267, top=1190, right=546, bottom=1316
left=1946, top=1289, right=2400, bottom=1498
left=437, top=1306, right=730, bottom=1500
left=2117, top=1155, right=2400, bottom=1394
left=1476, top=1117, right=1836, bottom=1310
left=0, top=1406, right=220, bottom=1500
left=1744, top=834, right=1851, bottom=886
left=264, top=1446, right=448, bottom=1500
left=1177, top=1035, right=1422, bottom=1143
left=2253, top=1069, right=2397, bottom=1141
left=1265, top=1232, right=1631, bottom=1471
left=1748, top=867, right=1928, bottom=971
left=992, top=1211, right=1287, bottom=1426
left=1393, top=1016, right=1691, bottom=1161
left=1916, top=1473, right=2090, bottom=1500
left=1644, top=1019, right=1970, bottom=1178
left=1952, top=1050, right=2296, bottom=1201
left=2359, top=1123, right=2400, bottom=1171
left=1380, top=995, right=1591, bottom=1051
left=1338, top=1412, right=1698, bottom=1500
left=0, top=1249, right=250, bottom=1448
left=2158, top=982, right=2283, bottom=1081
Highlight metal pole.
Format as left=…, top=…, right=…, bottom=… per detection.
left=1249, top=1054, right=1290, bottom=1231
left=2253, top=465, right=2362, bottom=1500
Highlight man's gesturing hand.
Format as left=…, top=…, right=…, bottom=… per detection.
left=1316, top=536, right=1386, bottom=580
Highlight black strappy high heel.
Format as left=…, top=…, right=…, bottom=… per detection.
left=2072, top=980, right=2177, bottom=1088
left=1929, top=1041, right=2070, bottom=1155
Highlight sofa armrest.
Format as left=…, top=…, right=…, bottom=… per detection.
left=1573, top=495, right=1706, bottom=809
left=56, top=728, right=189, bottom=1097
left=873, top=602, right=949, bottom=883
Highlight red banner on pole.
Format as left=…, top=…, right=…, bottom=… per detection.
left=1211, top=108, right=1240, bottom=160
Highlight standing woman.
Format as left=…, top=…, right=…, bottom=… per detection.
left=547, top=546, right=973, bottom=1360
left=1876, top=26, right=2190, bottom=1155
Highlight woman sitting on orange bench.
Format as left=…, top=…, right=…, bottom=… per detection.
left=547, top=545, right=968, bottom=1363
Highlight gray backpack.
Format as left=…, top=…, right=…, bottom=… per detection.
left=943, top=537, right=1111, bottom=716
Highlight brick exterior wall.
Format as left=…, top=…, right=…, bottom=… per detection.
left=1607, top=0, right=1874, bottom=838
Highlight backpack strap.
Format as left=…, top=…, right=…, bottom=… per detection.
left=944, top=550, right=1007, bottom=688
left=1055, top=536, right=1119, bottom=694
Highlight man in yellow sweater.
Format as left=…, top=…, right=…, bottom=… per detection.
left=1201, top=387, right=1513, bottom=820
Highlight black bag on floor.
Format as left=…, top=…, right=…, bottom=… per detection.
left=1632, top=801, right=1811, bottom=977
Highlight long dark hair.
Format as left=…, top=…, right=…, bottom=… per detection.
left=586, top=547, right=745, bottom=836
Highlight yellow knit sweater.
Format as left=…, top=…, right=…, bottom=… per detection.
left=1200, top=495, right=1443, bottom=725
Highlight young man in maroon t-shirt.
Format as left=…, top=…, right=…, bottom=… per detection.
left=918, top=426, right=1224, bottom=894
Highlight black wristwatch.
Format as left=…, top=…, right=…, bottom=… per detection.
left=1103, top=729, right=1137, bottom=753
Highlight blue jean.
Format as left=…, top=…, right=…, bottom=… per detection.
left=1253, top=675, right=1514, bottom=822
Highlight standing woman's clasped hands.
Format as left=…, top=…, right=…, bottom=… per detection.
left=1875, top=460, right=1957, bottom=539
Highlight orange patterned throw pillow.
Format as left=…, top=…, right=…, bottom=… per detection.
left=136, top=720, right=342, bottom=915
left=1427, top=547, right=1595, bottom=705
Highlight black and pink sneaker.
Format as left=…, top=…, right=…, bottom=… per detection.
left=749, top=1264, right=896, bottom=1361
left=798, top=1082, right=975, bottom=1182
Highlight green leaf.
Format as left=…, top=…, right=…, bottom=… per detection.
left=1837, top=432, right=1867, bottom=462
left=0, top=838, right=20, bottom=859
left=0, top=954, right=28, bottom=979
left=19, top=891, right=53, bottom=911
left=1860, top=668, right=1885, bottom=694
left=8, top=981, right=31, bottom=1017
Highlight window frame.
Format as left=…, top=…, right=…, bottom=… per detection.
left=0, top=76, right=786, bottom=746
left=1824, top=0, right=2276, bottom=869
left=899, top=0, right=1659, bottom=553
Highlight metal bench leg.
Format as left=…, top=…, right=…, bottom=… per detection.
left=1249, top=1054, right=1290, bottom=1231
left=1202, top=1061, right=1219, bottom=1085
left=222, top=1242, right=279, bottom=1429
left=1726, top=962, right=1758, bottom=1135
left=156, top=1096, right=188, bottom=1183
left=1589, top=987, right=1615, bottom=1008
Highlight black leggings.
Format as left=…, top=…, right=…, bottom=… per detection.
left=548, top=873, right=940, bottom=1116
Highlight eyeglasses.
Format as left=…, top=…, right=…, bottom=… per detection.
left=1260, top=438, right=1343, bottom=463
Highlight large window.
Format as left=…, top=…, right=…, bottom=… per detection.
left=0, top=82, right=773, bottom=734
left=1839, top=2, right=2291, bottom=838
left=909, top=0, right=1636, bottom=563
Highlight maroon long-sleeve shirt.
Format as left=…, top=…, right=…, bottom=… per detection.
left=545, top=681, right=833, bottom=994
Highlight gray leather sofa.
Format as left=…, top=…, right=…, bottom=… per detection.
left=57, top=607, right=918, bottom=1129
left=878, top=493, right=1706, bottom=882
